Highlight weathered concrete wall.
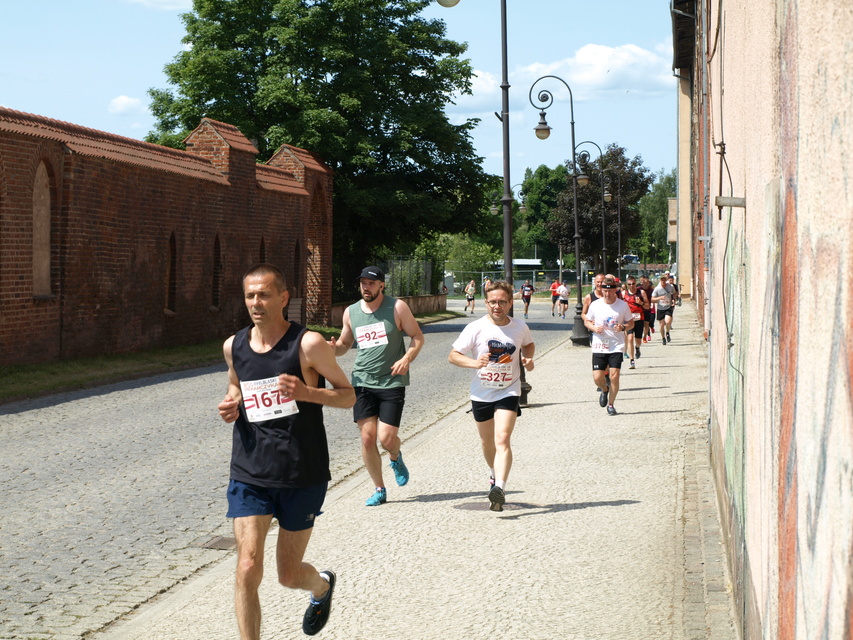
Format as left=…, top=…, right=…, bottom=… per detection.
left=681, top=1, right=853, bottom=639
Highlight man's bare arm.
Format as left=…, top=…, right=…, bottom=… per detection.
left=280, top=331, right=355, bottom=408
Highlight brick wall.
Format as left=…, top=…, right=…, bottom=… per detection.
left=0, top=109, right=333, bottom=365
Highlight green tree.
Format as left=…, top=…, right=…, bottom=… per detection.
left=515, top=164, right=570, bottom=266
left=441, top=232, right=502, bottom=274
left=628, top=168, right=676, bottom=266
left=547, top=144, right=653, bottom=273
left=147, top=0, right=492, bottom=299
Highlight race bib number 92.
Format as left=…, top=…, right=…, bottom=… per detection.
left=356, top=321, right=388, bottom=349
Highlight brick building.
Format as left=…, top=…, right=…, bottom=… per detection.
left=0, top=107, right=333, bottom=365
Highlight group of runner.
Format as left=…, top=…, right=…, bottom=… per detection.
left=581, top=271, right=680, bottom=416
left=216, top=264, right=538, bottom=638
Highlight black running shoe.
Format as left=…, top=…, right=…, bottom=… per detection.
left=599, top=388, right=608, bottom=407
left=607, top=405, right=617, bottom=416
left=488, top=486, right=505, bottom=512
left=303, top=571, right=336, bottom=636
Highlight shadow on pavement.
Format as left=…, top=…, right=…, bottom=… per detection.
left=493, top=498, right=641, bottom=520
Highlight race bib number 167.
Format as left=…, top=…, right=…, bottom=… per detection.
left=240, top=376, right=299, bottom=423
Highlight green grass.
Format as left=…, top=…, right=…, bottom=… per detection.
left=0, top=310, right=463, bottom=404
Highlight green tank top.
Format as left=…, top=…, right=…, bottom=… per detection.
left=349, top=295, right=409, bottom=388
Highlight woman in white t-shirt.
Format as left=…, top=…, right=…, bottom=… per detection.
left=449, top=280, right=535, bottom=512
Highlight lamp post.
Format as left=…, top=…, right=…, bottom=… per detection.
left=438, top=0, right=532, bottom=403
left=438, top=0, right=513, bottom=287
left=575, top=141, right=609, bottom=275
left=603, top=172, right=622, bottom=278
left=529, top=75, right=595, bottom=346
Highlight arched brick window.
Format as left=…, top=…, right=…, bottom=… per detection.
left=32, top=161, right=52, bottom=296
left=212, top=234, right=222, bottom=309
left=166, top=232, right=177, bottom=312
left=293, top=241, right=302, bottom=297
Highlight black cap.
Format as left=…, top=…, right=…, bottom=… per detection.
left=358, top=266, right=385, bottom=282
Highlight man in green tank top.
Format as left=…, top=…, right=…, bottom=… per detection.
left=329, top=266, right=425, bottom=506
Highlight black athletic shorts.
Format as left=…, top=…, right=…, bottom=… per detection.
left=592, top=352, right=624, bottom=370
left=471, top=395, right=521, bottom=422
left=631, top=319, right=644, bottom=340
left=353, top=386, right=406, bottom=426
left=656, top=307, right=674, bottom=321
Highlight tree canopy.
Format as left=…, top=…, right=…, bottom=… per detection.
left=519, top=144, right=654, bottom=272
left=147, top=0, right=493, bottom=298
left=628, top=168, right=676, bottom=264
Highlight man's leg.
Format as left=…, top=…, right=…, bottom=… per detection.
left=275, top=527, right=328, bottom=598
left=492, top=409, right=517, bottom=485
left=476, top=418, right=496, bottom=471
left=593, top=369, right=609, bottom=395
left=377, top=420, right=402, bottom=460
left=608, top=368, right=621, bottom=405
left=358, top=416, right=384, bottom=489
left=233, top=515, right=274, bottom=640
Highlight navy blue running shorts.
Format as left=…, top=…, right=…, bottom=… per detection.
left=226, top=480, right=327, bottom=532
left=471, top=395, right=521, bottom=422
left=353, top=386, right=406, bottom=426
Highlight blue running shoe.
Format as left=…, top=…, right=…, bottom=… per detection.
left=365, top=488, right=387, bottom=506
left=390, top=452, right=409, bottom=486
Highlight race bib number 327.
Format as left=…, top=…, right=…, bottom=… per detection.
left=479, top=362, right=513, bottom=389
left=240, top=376, right=299, bottom=423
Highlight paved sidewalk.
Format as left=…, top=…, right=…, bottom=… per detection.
left=94, top=300, right=737, bottom=640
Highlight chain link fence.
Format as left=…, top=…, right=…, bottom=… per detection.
left=444, top=269, right=589, bottom=297
left=385, top=256, right=433, bottom=297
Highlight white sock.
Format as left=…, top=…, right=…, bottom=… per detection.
left=495, top=479, right=505, bottom=490
left=489, top=467, right=495, bottom=480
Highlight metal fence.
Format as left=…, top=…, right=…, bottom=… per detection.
left=444, top=269, right=581, bottom=296
left=385, top=257, right=433, bottom=297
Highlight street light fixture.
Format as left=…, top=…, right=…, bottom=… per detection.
left=575, top=141, right=608, bottom=275
left=603, top=173, right=623, bottom=279
left=528, top=74, right=594, bottom=346
left=438, top=0, right=532, bottom=402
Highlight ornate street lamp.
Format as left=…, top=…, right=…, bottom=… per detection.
left=603, top=173, right=623, bottom=279
left=575, top=141, right=608, bottom=275
left=529, top=75, right=607, bottom=346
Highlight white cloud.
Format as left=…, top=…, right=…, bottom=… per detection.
left=517, top=43, right=675, bottom=102
left=445, top=41, right=675, bottom=128
left=124, top=0, right=192, bottom=10
left=108, top=95, right=146, bottom=115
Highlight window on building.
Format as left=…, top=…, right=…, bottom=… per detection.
left=212, top=235, right=222, bottom=308
left=259, top=237, right=266, bottom=263
left=32, top=161, right=52, bottom=296
left=166, top=232, right=177, bottom=312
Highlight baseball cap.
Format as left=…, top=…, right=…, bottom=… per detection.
left=358, top=266, right=385, bottom=282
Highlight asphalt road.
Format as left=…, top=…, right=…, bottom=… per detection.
left=0, top=296, right=573, bottom=639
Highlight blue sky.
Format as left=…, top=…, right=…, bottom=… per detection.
left=0, top=0, right=677, bottom=190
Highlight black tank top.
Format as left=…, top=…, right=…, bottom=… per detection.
left=230, top=322, right=330, bottom=488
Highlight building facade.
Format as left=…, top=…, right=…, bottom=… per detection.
left=672, top=2, right=853, bottom=639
